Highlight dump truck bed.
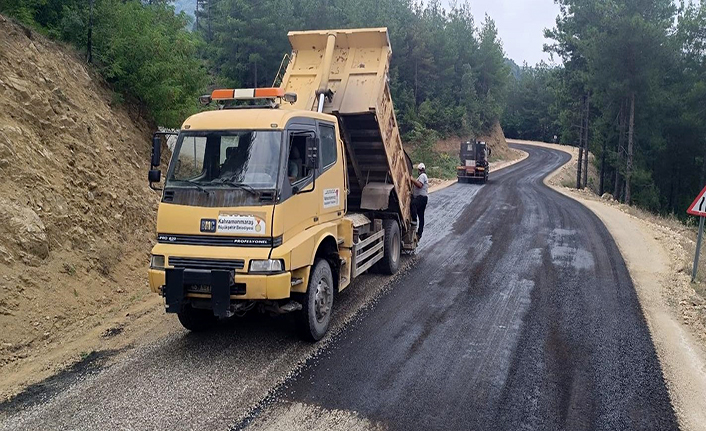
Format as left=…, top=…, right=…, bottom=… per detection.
left=280, top=28, right=413, bottom=228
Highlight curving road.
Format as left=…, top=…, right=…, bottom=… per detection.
left=0, top=144, right=678, bottom=431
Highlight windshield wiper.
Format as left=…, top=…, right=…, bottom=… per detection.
left=177, top=179, right=212, bottom=196
left=210, top=178, right=259, bottom=196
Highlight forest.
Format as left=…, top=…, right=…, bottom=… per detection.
left=1, top=0, right=705, bottom=217
left=503, top=0, right=706, bottom=217
left=0, top=0, right=508, bottom=143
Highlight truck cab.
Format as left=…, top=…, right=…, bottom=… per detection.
left=147, top=28, right=416, bottom=341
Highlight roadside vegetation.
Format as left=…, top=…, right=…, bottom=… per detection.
left=3, top=0, right=703, bottom=216
left=0, top=0, right=510, bottom=165
left=0, top=0, right=207, bottom=127
left=503, top=0, right=706, bottom=220
left=194, top=0, right=508, bottom=140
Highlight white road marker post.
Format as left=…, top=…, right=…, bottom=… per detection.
left=693, top=216, right=705, bottom=283
left=687, top=185, right=706, bottom=283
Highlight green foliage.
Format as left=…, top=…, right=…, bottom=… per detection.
left=0, top=0, right=208, bottom=128
left=408, top=126, right=457, bottom=179
left=1, top=0, right=511, bottom=151
left=197, top=0, right=509, bottom=139
left=92, top=0, right=207, bottom=127
left=476, top=16, right=509, bottom=127
left=0, top=0, right=80, bottom=29
left=630, top=168, right=661, bottom=211
left=62, top=262, right=76, bottom=276
left=510, top=0, right=706, bottom=218
left=503, top=63, right=561, bottom=142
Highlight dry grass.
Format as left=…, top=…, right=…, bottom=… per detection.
left=95, top=241, right=124, bottom=277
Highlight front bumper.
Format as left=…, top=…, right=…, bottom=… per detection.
left=149, top=268, right=291, bottom=304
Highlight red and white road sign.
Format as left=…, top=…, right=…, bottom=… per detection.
left=687, top=185, right=706, bottom=216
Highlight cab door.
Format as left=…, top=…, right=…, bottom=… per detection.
left=317, top=121, right=345, bottom=223
left=279, top=122, right=321, bottom=241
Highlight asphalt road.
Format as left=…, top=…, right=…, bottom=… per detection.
left=0, top=144, right=678, bottom=430
left=243, top=144, right=678, bottom=431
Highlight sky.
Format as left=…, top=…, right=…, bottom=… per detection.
left=174, top=0, right=561, bottom=66
left=447, top=0, right=562, bottom=66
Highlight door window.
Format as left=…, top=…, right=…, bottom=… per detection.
left=287, top=132, right=313, bottom=185
left=319, top=124, right=337, bottom=170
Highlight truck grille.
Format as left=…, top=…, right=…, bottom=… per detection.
left=168, top=257, right=245, bottom=271
left=157, top=233, right=281, bottom=247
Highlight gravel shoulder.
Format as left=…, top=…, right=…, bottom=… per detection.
left=514, top=139, right=706, bottom=431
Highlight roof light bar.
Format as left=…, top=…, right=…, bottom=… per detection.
left=210, top=87, right=285, bottom=101
left=254, top=88, right=285, bottom=98
left=211, top=89, right=235, bottom=100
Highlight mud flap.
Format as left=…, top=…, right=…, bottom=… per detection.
left=211, top=270, right=232, bottom=318
left=360, top=183, right=395, bottom=211
left=165, top=268, right=185, bottom=313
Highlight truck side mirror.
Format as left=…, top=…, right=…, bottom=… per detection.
left=151, top=135, right=161, bottom=167
left=305, top=136, right=319, bottom=169
left=148, top=168, right=162, bottom=191
left=148, top=169, right=161, bottom=183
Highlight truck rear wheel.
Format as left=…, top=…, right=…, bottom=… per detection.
left=298, top=258, right=334, bottom=341
left=374, top=219, right=401, bottom=275
left=177, top=305, right=218, bottom=332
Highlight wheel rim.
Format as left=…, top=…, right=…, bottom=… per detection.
left=314, top=277, right=332, bottom=322
left=391, top=231, right=400, bottom=264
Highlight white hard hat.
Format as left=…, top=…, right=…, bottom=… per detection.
left=417, top=163, right=425, bottom=170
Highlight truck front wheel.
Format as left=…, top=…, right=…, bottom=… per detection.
left=298, top=258, right=334, bottom=341
left=374, top=219, right=401, bottom=275
left=177, top=305, right=218, bottom=332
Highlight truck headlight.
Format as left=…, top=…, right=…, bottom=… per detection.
left=249, top=259, right=284, bottom=274
left=150, top=254, right=165, bottom=270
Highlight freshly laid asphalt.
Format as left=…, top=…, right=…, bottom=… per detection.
left=0, top=144, right=678, bottom=431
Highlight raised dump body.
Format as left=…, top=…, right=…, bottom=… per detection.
left=279, top=28, right=414, bottom=230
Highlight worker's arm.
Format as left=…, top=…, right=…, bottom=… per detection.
left=410, top=175, right=423, bottom=188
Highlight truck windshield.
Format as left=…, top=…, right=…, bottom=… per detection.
left=167, top=130, right=282, bottom=189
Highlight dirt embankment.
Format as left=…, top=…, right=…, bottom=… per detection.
left=425, top=121, right=526, bottom=190
left=0, top=16, right=167, bottom=399
left=434, top=121, right=524, bottom=164
left=517, top=140, right=706, bottom=431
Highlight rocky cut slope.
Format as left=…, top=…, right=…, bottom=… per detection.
left=432, top=121, right=521, bottom=163
left=0, top=15, right=161, bottom=396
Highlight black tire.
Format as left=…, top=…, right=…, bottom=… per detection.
left=298, top=258, right=334, bottom=341
left=374, top=219, right=401, bottom=275
left=177, top=305, right=218, bottom=332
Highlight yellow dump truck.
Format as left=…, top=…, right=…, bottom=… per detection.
left=147, top=28, right=417, bottom=340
